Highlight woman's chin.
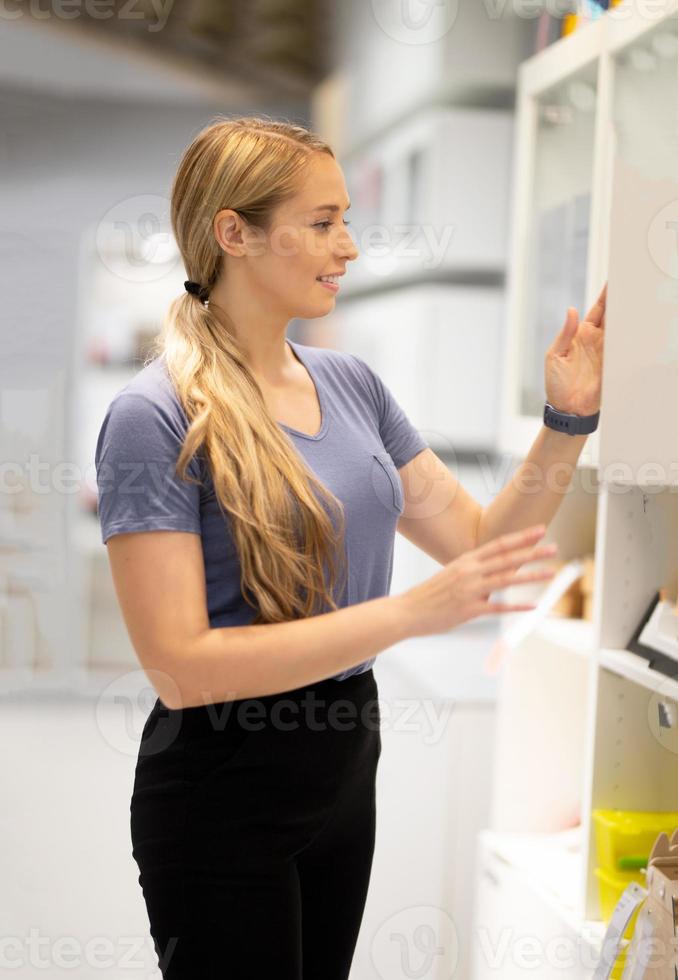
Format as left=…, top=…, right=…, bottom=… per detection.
left=295, top=298, right=336, bottom=319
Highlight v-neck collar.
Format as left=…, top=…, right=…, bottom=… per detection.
left=280, top=339, right=330, bottom=442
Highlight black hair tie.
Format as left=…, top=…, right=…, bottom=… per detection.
left=184, top=280, right=206, bottom=298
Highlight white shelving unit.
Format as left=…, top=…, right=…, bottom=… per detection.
left=474, top=4, right=678, bottom=977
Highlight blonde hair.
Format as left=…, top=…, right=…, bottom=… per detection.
left=147, top=114, right=348, bottom=624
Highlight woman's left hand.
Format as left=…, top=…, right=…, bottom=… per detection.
left=545, top=281, right=607, bottom=417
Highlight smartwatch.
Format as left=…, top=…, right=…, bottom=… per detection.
left=543, top=402, right=600, bottom=436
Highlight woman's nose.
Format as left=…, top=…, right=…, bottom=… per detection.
left=337, top=226, right=359, bottom=261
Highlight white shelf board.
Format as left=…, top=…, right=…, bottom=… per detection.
left=599, top=648, right=678, bottom=701
left=520, top=17, right=605, bottom=97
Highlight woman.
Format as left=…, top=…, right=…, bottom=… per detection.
left=94, top=115, right=586, bottom=979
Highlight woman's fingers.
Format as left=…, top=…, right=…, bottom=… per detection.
left=584, top=281, right=607, bottom=327
left=478, top=564, right=557, bottom=596
left=475, top=601, right=539, bottom=615
left=479, top=542, right=558, bottom=578
left=472, top=524, right=547, bottom=562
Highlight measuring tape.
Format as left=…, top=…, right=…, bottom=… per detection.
left=592, top=882, right=647, bottom=979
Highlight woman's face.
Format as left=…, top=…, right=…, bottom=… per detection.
left=226, top=152, right=359, bottom=321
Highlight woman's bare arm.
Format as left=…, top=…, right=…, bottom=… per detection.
left=106, top=529, right=415, bottom=708
left=106, top=523, right=554, bottom=709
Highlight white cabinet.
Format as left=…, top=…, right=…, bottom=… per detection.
left=474, top=4, right=678, bottom=976
left=473, top=832, right=604, bottom=980
left=597, top=12, right=678, bottom=488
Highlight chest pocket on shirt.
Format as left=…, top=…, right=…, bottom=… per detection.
left=371, top=451, right=405, bottom=515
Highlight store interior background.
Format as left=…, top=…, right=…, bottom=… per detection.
left=0, top=3, right=583, bottom=978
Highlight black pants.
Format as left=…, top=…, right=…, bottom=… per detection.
left=130, top=667, right=381, bottom=980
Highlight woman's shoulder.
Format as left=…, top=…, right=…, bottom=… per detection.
left=95, top=355, right=192, bottom=469
left=111, top=354, right=176, bottom=404
left=104, top=355, right=188, bottom=427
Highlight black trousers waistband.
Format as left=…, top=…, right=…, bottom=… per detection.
left=141, top=668, right=378, bottom=754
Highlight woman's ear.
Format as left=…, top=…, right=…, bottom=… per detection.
left=214, top=209, right=248, bottom=257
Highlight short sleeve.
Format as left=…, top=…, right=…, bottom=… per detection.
left=94, top=391, right=203, bottom=545
left=348, top=354, right=428, bottom=468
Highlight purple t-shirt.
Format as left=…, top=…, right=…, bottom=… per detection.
left=94, top=339, right=428, bottom=682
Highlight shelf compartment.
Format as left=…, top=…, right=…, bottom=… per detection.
left=584, top=658, right=678, bottom=920
left=489, top=619, right=593, bottom=836
left=599, top=648, right=678, bottom=703
left=598, top=484, right=678, bottom=651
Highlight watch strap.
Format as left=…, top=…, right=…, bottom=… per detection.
left=543, top=402, right=600, bottom=436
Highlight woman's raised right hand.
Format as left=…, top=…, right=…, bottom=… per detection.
left=396, top=523, right=559, bottom=638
